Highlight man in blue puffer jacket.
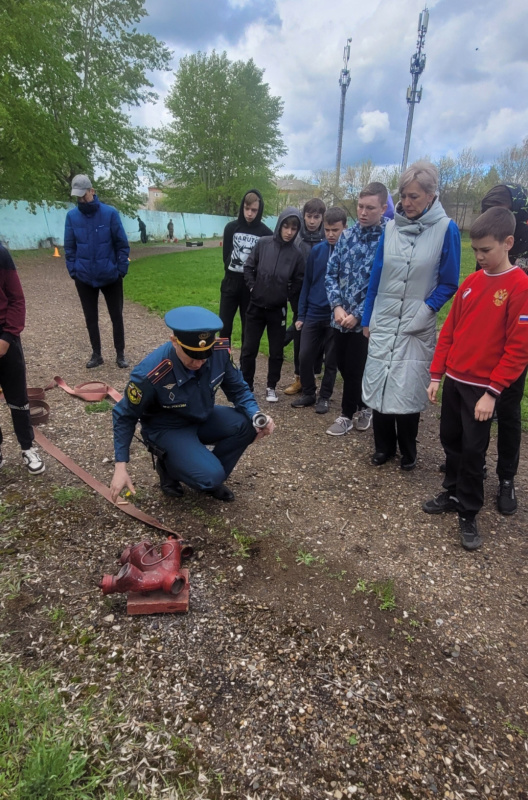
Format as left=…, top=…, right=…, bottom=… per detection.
left=64, top=174, right=130, bottom=369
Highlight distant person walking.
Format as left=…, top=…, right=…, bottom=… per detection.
left=138, top=217, right=148, bottom=244
left=167, top=219, right=174, bottom=241
left=64, top=174, right=130, bottom=369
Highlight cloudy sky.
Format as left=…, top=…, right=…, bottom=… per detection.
left=139, top=0, right=528, bottom=175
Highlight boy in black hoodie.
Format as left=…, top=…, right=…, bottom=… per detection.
left=240, top=208, right=304, bottom=402
left=284, top=197, right=327, bottom=395
left=219, top=190, right=273, bottom=345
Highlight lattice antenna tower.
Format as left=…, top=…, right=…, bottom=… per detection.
left=335, top=37, right=352, bottom=187
left=401, top=7, right=429, bottom=172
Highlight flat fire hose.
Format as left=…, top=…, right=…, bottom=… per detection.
left=6, top=378, right=183, bottom=540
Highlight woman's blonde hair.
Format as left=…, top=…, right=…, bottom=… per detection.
left=399, top=160, right=438, bottom=196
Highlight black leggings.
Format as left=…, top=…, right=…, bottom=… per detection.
left=0, top=337, right=33, bottom=450
left=75, top=277, right=125, bottom=355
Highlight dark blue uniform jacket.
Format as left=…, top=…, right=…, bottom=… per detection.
left=113, top=340, right=259, bottom=462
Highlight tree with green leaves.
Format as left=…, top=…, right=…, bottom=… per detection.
left=156, top=50, right=286, bottom=215
left=0, top=0, right=171, bottom=212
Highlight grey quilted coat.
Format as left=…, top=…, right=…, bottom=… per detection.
left=362, top=200, right=451, bottom=414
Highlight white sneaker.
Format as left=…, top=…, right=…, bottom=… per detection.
left=266, top=387, right=278, bottom=402
left=326, top=416, right=353, bottom=436
left=354, top=408, right=373, bottom=431
left=22, top=447, right=45, bottom=475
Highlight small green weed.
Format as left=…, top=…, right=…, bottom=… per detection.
left=295, top=549, right=325, bottom=567
left=353, top=578, right=368, bottom=593
left=353, top=577, right=396, bottom=610
left=0, top=501, right=16, bottom=523
left=348, top=734, right=359, bottom=746
left=85, top=400, right=113, bottom=414
left=504, top=720, right=527, bottom=738
left=52, top=486, right=87, bottom=506
left=48, top=607, right=66, bottom=622
left=370, top=578, right=396, bottom=610
left=409, top=618, right=421, bottom=628
left=232, top=528, right=256, bottom=558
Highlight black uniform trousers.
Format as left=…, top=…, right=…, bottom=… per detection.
left=75, top=277, right=125, bottom=356
left=0, top=337, right=33, bottom=451
left=299, top=320, right=337, bottom=399
left=440, top=377, right=492, bottom=518
left=219, top=271, right=251, bottom=344
left=495, top=366, right=527, bottom=480
left=334, top=329, right=368, bottom=419
left=372, top=411, right=421, bottom=464
left=240, top=302, right=286, bottom=390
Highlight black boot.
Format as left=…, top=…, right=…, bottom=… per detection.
left=155, top=459, right=184, bottom=497
left=116, top=352, right=129, bottom=369
left=86, top=352, right=104, bottom=369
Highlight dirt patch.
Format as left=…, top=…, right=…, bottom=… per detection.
left=0, top=251, right=527, bottom=799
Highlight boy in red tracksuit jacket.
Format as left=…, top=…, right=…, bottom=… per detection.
left=423, top=207, right=528, bottom=551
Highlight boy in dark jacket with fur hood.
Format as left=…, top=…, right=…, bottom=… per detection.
left=220, top=189, right=273, bottom=345
left=240, top=208, right=304, bottom=402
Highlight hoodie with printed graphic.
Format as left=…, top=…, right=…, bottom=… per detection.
left=222, top=190, right=273, bottom=274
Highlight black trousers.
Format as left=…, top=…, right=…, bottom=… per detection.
left=495, top=366, right=527, bottom=480
left=240, top=302, right=286, bottom=390
left=372, top=410, right=420, bottom=464
left=75, top=277, right=125, bottom=355
left=334, top=329, right=369, bottom=418
left=299, top=320, right=337, bottom=399
left=441, top=377, right=492, bottom=518
left=219, top=271, right=251, bottom=344
left=0, top=337, right=33, bottom=450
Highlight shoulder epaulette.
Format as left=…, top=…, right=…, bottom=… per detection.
left=147, top=359, right=173, bottom=384
left=214, top=338, right=231, bottom=352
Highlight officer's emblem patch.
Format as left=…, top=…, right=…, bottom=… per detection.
left=127, top=382, right=142, bottom=405
left=164, top=383, right=176, bottom=390
left=169, top=392, right=175, bottom=401
left=494, top=289, right=508, bottom=306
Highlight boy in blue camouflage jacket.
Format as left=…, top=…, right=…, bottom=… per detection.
left=324, top=182, right=389, bottom=436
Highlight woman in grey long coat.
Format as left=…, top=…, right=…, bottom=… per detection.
left=361, top=161, right=461, bottom=470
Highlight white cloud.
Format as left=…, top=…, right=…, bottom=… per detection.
left=357, top=110, right=390, bottom=144
left=139, top=0, right=528, bottom=173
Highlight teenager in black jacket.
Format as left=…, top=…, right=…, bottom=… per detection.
left=240, top=207, right=304, bottom=402
left=220, top=190, right=273, bottom=344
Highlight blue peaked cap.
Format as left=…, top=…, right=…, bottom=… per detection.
left=164, top=306, right=224, bottom=357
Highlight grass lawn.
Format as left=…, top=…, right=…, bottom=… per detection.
left=124, top=247, right=283, bottom=358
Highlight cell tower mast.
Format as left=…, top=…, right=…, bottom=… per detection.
left=335, top=38, right=352, bottom=186
left=401, top=7, right=429, bottom=172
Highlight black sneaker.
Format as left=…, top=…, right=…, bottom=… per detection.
left=422, top=491, right=458, bottom=514
left=459, top=516, right=482, bottom=550
left=291, top=394, right=316, bottom=408
left=497, top=479, right=517, bottom=515
left=155, top=459, right=184, bottom=497
left=207, top=484, right=235, bottom=501
left=116, top=354, right=130, bottom=369
left=86, top=353, right=104, bottom=369
left=315, top=397, right=330, bottom=414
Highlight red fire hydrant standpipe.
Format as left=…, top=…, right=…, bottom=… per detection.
left=99, top=537, right=193, bottom=615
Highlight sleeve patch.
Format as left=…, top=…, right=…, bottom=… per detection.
left=127, top=382, right=143, bottom=405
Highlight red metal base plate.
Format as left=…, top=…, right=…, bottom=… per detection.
left=126, top=569, right=190, bottom=615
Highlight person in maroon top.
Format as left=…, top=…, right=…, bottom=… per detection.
left=0, top=244, right=45, bottom=474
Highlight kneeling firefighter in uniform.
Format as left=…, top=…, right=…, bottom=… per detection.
left=110, top=306, right=275, bottom=503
